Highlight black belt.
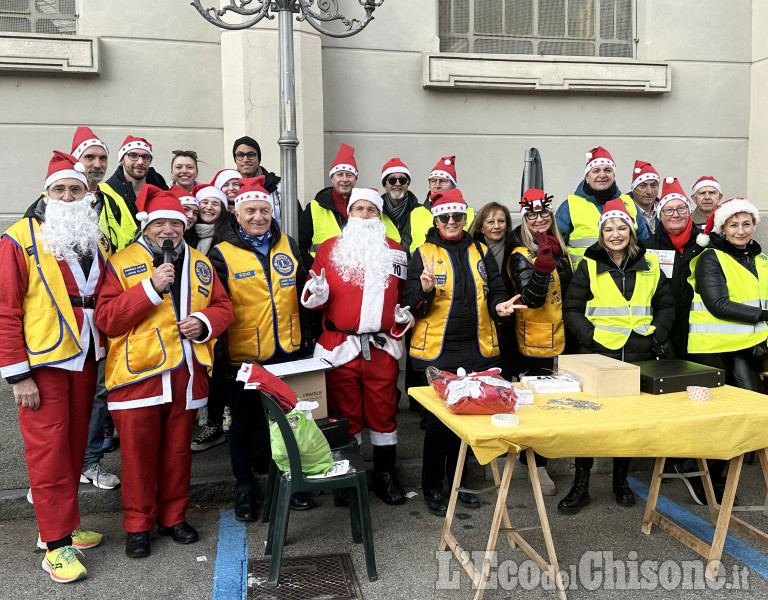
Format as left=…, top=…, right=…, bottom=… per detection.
left=324, top=317, right=387, bottom=362
left=69, top=295, right=97, bottom=309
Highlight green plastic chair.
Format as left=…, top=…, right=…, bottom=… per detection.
left=260, top=392, right=378, bottom=586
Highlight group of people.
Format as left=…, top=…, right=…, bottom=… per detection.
left=4, top=129, right=764, bottom=585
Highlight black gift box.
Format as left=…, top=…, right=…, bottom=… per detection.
left=631, top=359, right=725, bottom=395
left=315, top=415, right=352, bottom=448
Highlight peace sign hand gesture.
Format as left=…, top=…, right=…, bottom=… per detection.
left=420, top=254, right=436, bottom=293
left=496, top=293, right=527, bottom=317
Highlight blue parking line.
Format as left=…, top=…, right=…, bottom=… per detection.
left=628, top=477, right=768, bottom=580
left=213, top=509, right=248, bottom=600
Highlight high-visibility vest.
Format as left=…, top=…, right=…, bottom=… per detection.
left=567, top=194, right=638, bottom=257
left=3, top=218, right=111, bottom=367
left=509, top=246, right=572, bottom=357
left=214, top=234, right=301, bottom=365
left=104, top=242, right=216, bottom=390
left=584, top=253, right=659, bottom=350
left=408, top=205, right=475, bottom=255
left=409, top=241, right=498, bottom=361
left=98, top=182, right=138, bottom=251
left=308, top=201, right=400, bottom=257
left=687, top=249, right=768, bottom=353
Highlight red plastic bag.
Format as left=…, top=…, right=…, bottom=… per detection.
left=426, top=366, right=518, bottom=415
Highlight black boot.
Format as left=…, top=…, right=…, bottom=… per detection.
left=373, top=445, right=406, bottom=505
left=557, top=467, right=591, bottom=514
left=613, top=458, right=636, bottom=507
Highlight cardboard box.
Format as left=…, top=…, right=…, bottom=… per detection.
left=262, top=358, right=334, bottom=419
left=557, top=354, right=640, bottom=397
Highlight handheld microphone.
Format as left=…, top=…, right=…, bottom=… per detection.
left=162, top=239, right=174, bottom=294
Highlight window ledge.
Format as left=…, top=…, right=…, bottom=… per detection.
left=0, top=32, right=99, bottom=74
left=423, top=53, right=670, bottom=93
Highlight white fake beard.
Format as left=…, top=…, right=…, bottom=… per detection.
left=331, top=217, right=391, bottom=290
left=39, top=195, right=103, bottom=262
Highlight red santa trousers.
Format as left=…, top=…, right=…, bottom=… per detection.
left=110, top=367, right=196, bottom=533
left=325, top=347, right=398, bottom=444
left=19, top=362, right=97, bottom=543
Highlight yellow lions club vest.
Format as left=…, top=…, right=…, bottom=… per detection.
left=105, top=241, right=216, bottom=390
left=214, top=234, right=301, bottom=365
left=410, top=241, right=498, bottom=361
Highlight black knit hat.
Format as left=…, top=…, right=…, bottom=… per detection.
left=232, top=136, right=261, bottom=161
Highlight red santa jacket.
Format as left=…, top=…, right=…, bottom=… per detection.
left=301, top=235, right=408, bottom=366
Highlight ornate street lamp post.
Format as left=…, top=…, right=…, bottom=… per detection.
left=191, top=0, right=384, bottom=238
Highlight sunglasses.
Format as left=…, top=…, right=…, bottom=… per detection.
left=437, top=212, right=466, bottom=224
left=387, top=176, right=408, bottom=186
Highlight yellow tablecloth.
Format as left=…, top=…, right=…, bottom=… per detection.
left=409, top=385, right=768, bottom=465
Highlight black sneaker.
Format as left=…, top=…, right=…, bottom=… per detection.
left=191, top=424, right=226, bottom=452
left=674, top=462, right=706, bottom=505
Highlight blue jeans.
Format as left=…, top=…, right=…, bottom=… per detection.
left=82, top=359, right=108, bottom=470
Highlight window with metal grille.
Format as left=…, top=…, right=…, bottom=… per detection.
left=438, top=0, right=633, bottom=58
left=0, top=0, right=77, bottom=35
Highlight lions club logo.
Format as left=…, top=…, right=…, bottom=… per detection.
left=195, top=260, right=212, bottom=285
left=272, top=253, right=294, bottom=276
left=477, top=259, right=487, bottom=282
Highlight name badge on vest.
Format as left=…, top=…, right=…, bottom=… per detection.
left=389, top=249, right=407, bottom=280
left=646, top=249, right=674, bottom=278
left=123, top=264, right=148, bottom=278
left=235, top=271, right=255, bottom=279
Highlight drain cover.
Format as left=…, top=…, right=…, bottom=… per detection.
left=248, top=553, right=363, bottom=600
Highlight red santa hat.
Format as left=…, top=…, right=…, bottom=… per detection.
left=45, top=150, right=87, bottom=190
left=169, top=184, right=198, bottom=207
left=630, top=160, right=659, bottom=192
left=329, top=143, right=358, bottom=178
left=696, top=197, right=760, bottom=247
left=212, top=168, right=241, bottom=191
left=429, top=155, right=457, bottom=186
left=381, top=157, right=411, bottom=185
left=234, top=176, right=273, bottom=210
left=193, top=183, right=227, bottom=207
left=70, top=126, right=109, bottom=160
left=598, top=198, right=635, bottom=229
left=691, top=176, right=722, bottom=195
left=347, top=187, right=383, bottom=214
left=520, top=188, right=553, bottom=215
left=117, top=135, right=152, bottom=162
left=135, top=185, right=186, bottom=230
left=657, top=177, right=690, bottom=212
left=430, top=188, right=467, bottom=216
left=584, top=146, right=615, bottom=175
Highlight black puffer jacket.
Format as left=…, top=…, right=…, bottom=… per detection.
left=644, top=222, right=703, bottom=357
left=563, top=242, right=675, bottom=362
left=402, top=229, right=510, bottom=372
left=694, top=234, right=766, bottom=324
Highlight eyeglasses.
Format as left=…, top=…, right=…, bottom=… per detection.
left=234, top=152, right=259, bottom=161
left=437, top=212, right=466, bottom=224
left=387, top=176, right=408, bottom=186
left=524, top=211, right=551, bottom=221
left=48, top=184, right=87, bottom=199
left=125, top=152, right=152, bottom=163
left=429, top=178, right=451, bottom=186
left=660, top=206, right=690, bottom=217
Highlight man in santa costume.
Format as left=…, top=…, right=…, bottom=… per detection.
left=302, top=187, right=414, bottom=505
left=95, top=186, right=232, bottom=559
left=0, top=151, right=111, bottom=583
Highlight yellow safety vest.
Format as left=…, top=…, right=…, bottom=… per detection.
left=687, top=249, right=768, bottom=353
left=104, top=242, right=216, bottom=390
left=98, top=182, right=139, bottom=251
left=408, top=205, right=475, bottom=255
left=3, top=218, right=111, bottom=368
left=584, top=253, right=659, bottom=350
left=308, top=201, right=400, bottom=257
left=508, top=246, right=572, bottom=357
left=567, top=194, right=638, bottom=257
left=214, top=234, right=301, bottom=365
left=409, top=241, right=498, bottom=361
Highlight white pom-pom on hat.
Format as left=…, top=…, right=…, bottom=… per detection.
left=74, top=162, right=86, bottom=174
left=665, top=176, right=674, bottom=184
left=444, top=159, right=451, bottom=165
left=586, top=152, right=593, bottom=161
left=136, top=211, right=148, bottom=222
left=634, top=167, right=641, bottom=174
left=696, top=232, right=711, bottom=247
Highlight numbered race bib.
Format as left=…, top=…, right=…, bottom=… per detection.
left=646, top=248, right=674, bottom=278
left=389, top=249, right=407, bottom=280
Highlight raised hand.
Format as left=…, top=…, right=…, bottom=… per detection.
left=308, top=268, right=327, bottom=295
left=394, top=304, right=413, bottom=325
left=420, top=254, right=436, bottom=293
left=151, top=262, right=175, bottom=294
left=533, top=230, right=556, bottom=273
left=496, top=293, right=528, bottom=317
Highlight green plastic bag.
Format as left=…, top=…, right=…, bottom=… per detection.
left=269, top=410, right=335, bottom=476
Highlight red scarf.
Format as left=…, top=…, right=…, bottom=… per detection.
left=668, top=218, right=693, bottom=253
left=332, top=188, right=349, bottom=220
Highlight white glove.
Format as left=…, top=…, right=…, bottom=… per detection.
left=308, top=268, right=327, bottom=295
left=394, top=303, right=413, bottom=325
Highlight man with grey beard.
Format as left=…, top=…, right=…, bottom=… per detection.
left=0, top=151, right=111, bottom=583
left=70, top=127, right=122, bottom=491
left=380, top=158, right=421, bottom=259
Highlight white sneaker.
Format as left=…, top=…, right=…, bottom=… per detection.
left=80, top=463, right=121, bottom=490
left=537, top=466, right=557, bottom=496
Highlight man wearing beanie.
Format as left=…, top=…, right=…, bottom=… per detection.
left=95, top=185, right=232, bottom=560
left=232, top=135, right=284, bottom=228
left=556, top=146, right=650, bottom=261
left=0, top=151, right=111, bottom=583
